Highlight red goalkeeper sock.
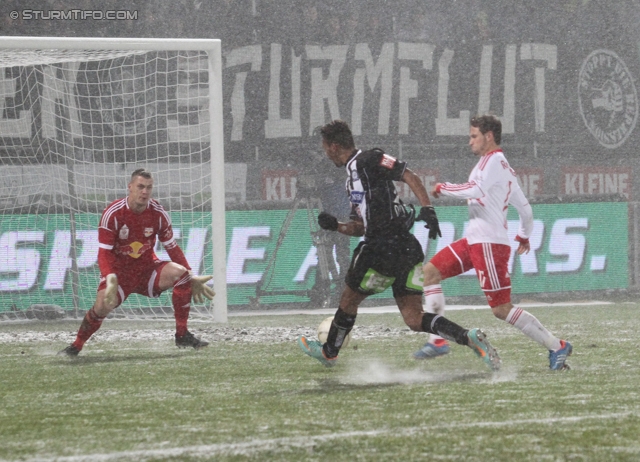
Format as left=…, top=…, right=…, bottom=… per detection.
left=72, top=307, right=105, bottom=349
left=173, top=271, right=192, bottom=336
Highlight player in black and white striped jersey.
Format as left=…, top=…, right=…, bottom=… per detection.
left=298, top=119, right=501, bottom=371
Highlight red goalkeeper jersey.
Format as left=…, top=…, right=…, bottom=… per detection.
left=97, top=197, right=190, bottom=276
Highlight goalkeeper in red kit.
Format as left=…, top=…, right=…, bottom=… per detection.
left=58, top=168, right=215, bottom=356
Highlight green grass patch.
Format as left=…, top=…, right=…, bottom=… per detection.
left=1, top=304, right=639, bottom=461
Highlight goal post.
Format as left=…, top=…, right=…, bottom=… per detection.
left=0, top=36, right=227, bottom=322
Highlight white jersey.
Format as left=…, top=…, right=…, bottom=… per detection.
left=438, top=149, right=533, bottom=246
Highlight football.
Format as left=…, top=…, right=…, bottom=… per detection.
left=317, top=316, right=351, bottom=348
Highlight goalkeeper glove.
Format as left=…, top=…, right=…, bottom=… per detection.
left=191, top=273, right=216, bottom=304
left=318, top=211, right=339, bottom=231
left=417, top=206, right=442, bottom=240
left=104, top=273, right=119, bottom=306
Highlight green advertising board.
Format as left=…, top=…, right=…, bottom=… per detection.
left=422, top=202, right=628, bottom=298
left=0, top=202, right=628, bottom=312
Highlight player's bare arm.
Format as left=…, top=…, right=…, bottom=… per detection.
left=317, top=211, right=364, bottom=236
left=401, top=168, right=431, bottom=206
left=402, top=169, right=441, bottom=239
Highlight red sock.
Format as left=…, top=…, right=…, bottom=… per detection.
left=173, top=271, right=191, bottom=336
left=72, top=307, right=105, bottom=350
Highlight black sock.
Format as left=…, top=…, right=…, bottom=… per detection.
left=421, top=312, right=469, bottom=346
left=323, top=307, right=356, bottom=358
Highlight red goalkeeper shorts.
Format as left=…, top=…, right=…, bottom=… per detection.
left=97, top=260, right=170, bottom=302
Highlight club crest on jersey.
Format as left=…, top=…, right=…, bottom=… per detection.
left=119, top=224, right=129, bottom=240
left=144, top=227, right=153, bottom=237
left=379, top=154, right=396, bottom=169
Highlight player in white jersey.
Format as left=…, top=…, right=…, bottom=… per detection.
left=414, top=115, right=573, bottom=370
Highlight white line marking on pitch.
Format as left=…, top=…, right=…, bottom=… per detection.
left=231, top=300, right=614, bottom=316
left=23, top=411, right=636, bottom=462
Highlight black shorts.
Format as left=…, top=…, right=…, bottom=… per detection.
left=345, top=234, right=424, bottom=298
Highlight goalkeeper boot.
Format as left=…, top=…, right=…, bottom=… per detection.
left=58, top=344, right=80, bottom=357
left=549, top=340, right=572, bottom=370
left=298, top=336, right=337, bottom=368
left=467, top=328, right=501, bottom=372
left=413, top=340, right=450, bottom=360
left=175, top=331, right=209, bottom=350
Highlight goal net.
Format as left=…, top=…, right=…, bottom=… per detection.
left=0, top=37, right=227, bottom=322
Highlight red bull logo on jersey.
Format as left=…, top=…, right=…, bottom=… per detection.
left=116, top=241, right=152, bottom=259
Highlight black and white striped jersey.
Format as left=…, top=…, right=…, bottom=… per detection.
left=345, top=148, right=415, bottom=239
